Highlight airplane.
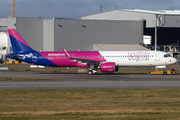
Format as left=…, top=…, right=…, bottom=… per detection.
left=6, top=29, right=177, bottom=75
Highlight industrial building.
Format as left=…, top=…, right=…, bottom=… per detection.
left=1, top=9, right=180, bottom=60
left=0, top=17, right=144, bottom=52
left=82, top=9, right=180, bottom=58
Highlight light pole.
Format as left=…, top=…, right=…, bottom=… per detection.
left=155, top=14, right=157, bottom=51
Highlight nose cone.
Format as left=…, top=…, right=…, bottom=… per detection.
left=171, top=57, right=177, bottom=64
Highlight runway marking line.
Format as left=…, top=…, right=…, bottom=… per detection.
left=0, top=109, right=176, bottom=115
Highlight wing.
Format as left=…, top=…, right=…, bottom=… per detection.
left=69, top=57, right=101, bottom=65
left=62, top=48, right=102, bottom=65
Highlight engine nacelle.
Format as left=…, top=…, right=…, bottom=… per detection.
left=100, top=62, right=119, bottom=72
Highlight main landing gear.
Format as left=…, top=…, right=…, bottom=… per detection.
left=88, top=70, right=93, bottom=75
left=87, top=70, right=97, bottom=75
left=87, top=65, right=98, bottom=75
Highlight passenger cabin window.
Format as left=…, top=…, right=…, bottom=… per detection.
left=164, top=54, right=171, bottom=57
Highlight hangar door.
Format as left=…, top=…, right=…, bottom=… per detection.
left=144, top=28, right=180, bottom=46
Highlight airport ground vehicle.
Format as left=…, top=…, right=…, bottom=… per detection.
left=149, top=68, right=176, bottom=75
left=4, top=61, right=22, bottom=65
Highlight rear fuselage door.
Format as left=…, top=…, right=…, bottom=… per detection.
left=32, top=53, right=37, bottom=62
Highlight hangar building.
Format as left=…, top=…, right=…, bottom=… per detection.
left=0, top=9, right=180, bottom=59
left=0, top=17, right=144, bottom=53
left=82, top=9, right=180, bottom=57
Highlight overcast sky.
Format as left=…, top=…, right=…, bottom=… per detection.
left=0, top=0, right=180, bottom=19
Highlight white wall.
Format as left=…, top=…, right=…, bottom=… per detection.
left=0, top=32, right=8, bottom=55
left=43, top=19, right=54, bottom=51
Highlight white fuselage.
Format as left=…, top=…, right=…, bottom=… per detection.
left=99, top=51, right=177, bottom=66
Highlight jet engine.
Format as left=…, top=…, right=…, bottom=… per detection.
left=100, top=62, right=119, bottom=72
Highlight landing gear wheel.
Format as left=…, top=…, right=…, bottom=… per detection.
left=163, top=72, right=167, bottom=75
left=88, top=70, right=93, bottom=75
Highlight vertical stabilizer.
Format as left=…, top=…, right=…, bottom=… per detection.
left=8, top=29, right=35, bottom=53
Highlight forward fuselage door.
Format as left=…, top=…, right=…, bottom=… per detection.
left=155, top=52, right=160, bottom=61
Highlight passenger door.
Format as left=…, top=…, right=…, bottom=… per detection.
left=155, top=52, right=160, bottom=61
left=32, top=53, right=37, bottom=62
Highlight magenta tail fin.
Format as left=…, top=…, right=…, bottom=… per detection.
left=8, top=29, right=35, bottom=53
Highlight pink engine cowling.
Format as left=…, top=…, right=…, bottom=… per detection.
left=101, top=62, right=118, bottom=72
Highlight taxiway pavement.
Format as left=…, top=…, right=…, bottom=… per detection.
left=0, top=71, right=180, bottom=90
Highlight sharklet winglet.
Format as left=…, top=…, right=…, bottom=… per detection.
left=62, top=48, right=70, bottom=58
left=77, top=48, right=80, bottom=51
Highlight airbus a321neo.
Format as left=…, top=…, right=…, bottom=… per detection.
left=6, top=29, right=177, bottom=75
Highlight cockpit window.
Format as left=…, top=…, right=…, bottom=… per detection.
left=164, top=54, right=171, bottom=57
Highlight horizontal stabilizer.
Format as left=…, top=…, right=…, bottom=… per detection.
left=6, top=54, right=24, bottom=60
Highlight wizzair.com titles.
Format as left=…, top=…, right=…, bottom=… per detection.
left=48, top=53, right=65, bottom=56
left=24, top=53, right=66, bottom=58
